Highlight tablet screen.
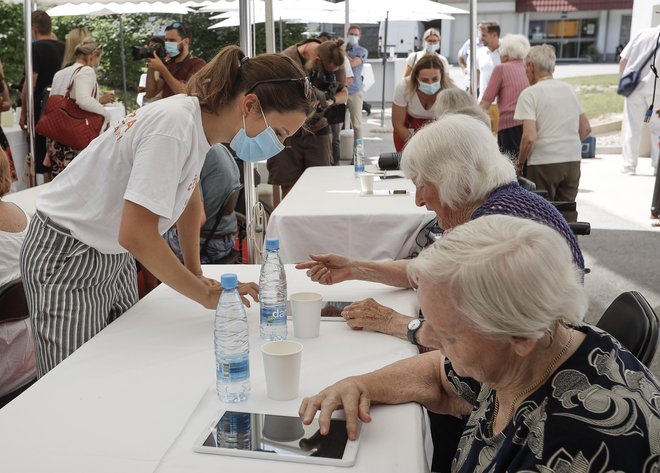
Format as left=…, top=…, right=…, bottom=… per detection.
left=320, top=301, right=352, bottom=318
left=194, top=411, right=358, bottom=466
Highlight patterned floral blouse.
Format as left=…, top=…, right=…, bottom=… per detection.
left=445, top=325, right=660, bottom=472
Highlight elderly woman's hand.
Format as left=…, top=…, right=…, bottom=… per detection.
left=299, top=377, right=372, bottom=441
left=237, top=281, right=259, bottom=307
left=295, top=254, right=354, bottom=285
left=342, top=299, right=407, bottom=337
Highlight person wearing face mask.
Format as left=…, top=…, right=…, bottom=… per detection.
left=145, top=22, right=206, bottom=100
left=403, top=28, right=449, bottom=78
left=20, top=45, right=315, bottom=377
left=267, top=38, right=347, bottom=199
left=392, top=55, right=453, bottom=152
left=44, top=40, right=113, bottom=176
left=345, top=25, right=368, bottom=146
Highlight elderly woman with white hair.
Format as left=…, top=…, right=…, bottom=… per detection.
left=299, top=215, right=659, bottom=471
left=296, top=114, right=583, bottom=349
left=435, top=88, right=490, bottom=127
left=479, top=34, right=531, bottom=161
left=514, top=44, right=591, bottom=222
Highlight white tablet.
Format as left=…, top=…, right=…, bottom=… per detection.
left=193, top=410, right=360, bottom=467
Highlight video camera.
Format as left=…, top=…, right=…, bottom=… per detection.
left=132, top=43, right=166, bottom=61
left=307, top=67, right=344, bottom=127
left=309, top=68, right=339, bottom=104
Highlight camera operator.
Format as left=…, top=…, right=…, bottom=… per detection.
left=267, top=38, right=348, bottom=199
left=145, top=22, right=206, bottom=100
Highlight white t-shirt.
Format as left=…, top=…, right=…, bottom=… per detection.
left=392, top=78, right=438, bottom=120
left=406, top=51, right=450, bottom=75
left=343, top=55, right=354, bottom=79
left=620, top=25, right=660, bottom=91
left=514, top=78, right=583, bottom=166
left=51, top=64, right=109, bottom=122
left=476, top=46, right=501, bottom=101
left=37, top=95, right=210, bottom=254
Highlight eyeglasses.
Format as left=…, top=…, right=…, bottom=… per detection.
left=245, top=77, right=314, bottom=102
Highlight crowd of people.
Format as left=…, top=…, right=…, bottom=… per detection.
left=1, top=9, right=658, bottom=473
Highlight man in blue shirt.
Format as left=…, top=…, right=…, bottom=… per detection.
left=346, top=26, right=368, bottom=143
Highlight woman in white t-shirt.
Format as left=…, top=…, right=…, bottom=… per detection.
left=47, top=40, right=115, bottom=176
left=20, top=45, right=314, bottom=377
left=403, top=28, right=450, bottom=78
left=392, top=54, right=453, bottom=151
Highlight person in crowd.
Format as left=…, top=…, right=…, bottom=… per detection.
left=514, top=45, right=591, bottom=222
left=435, top=87, right=490, bottom=126
left=299, top=214, right=659, bottom=471
left=619, top=24, right=660, bottom=175
left=164, top=143, right=241, bottom=264
left=456, top=33, right=482, bottom=92
left=0, top=58, right=16, bottom=184
left=19, top=10, right=65, bottom=182
left=61, top=27, right=93, bottom=68
left=138, top=37, right=166, bottom=106
left=476, top=21, right=501, bottom=133
left=267, top=38, right=347, bottom=198
left=145, top=21, right=206, bottom=100
left=20, top=45, right=314, bottom=377
left=346, top=25, right=368, bottom=146
left=480, top=34, right=530, bottom=162
left=46, top=40, right=115, bottom=176
left=403, top=28, right=449, bottom=78
left=318, top=33, right=353, bottom=166
left=392, top=54, right=452, bottom=152
left=296, top=115, right=584, bottom=349
left=0, top=149, right=36, bottom=400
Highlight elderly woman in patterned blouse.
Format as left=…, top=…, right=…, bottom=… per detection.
left=300, top=214, right=659, bottom=472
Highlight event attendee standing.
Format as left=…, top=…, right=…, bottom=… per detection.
left=0, top=58, right=16, bottom=184
left=145, top=22, right=206, bottom=100
left=47, top=40, right=114, bottom=176
left=619, top=24, right=660, bottom=175
left=61, top=27, right=93, bottom=68
left=20, top=46, right=313, bottom=377
left=480, top=34, right=530, bottom=161
left=514, top=45, right=591, bottom=222
left=404, top=28, right=449, bottom=78
left=392, top=55, right=452, bottom=151
left=346, top=25, right=368, bottom=145
left=476, top=22, right=501, bottom=133
left=19, top=10, right=65, bottom=181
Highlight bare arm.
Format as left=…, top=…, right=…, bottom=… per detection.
left=578, top=113, right=591, bottom=141
left=145, top=52, right=164, bottom=99
left=299, top=351, right=471, bottom=440
left=392, top=103, right=412, bottom=145
left=348, top=55, right=362, bottom=69
left=478, top=99, right=492, bottom=110
left=334, top=86, right=348, bottom=105
left=174, top=184, right=204, bottom=277
left=619, top=58, right=628, bottom=76
left=0, top=60, right=10, bottom=112
left=403, top=65, right=413, bottom=78
left=517, top=119, right=537, bottom=174
left=295, top=254, right=413, bottom=288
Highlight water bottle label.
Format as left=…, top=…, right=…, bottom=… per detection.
left=354, top=164, right=365, bottom=174
left=218, top=355, right=250, bottom=382
left=260, top=305, right=287, bottom=326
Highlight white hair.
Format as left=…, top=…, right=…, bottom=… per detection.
left=408, top=215, right=587, bottom=339
left=525, top=44, right=556, bottom=73
left=401, top=114, right=515, bottom=210
left=499, top=34, right=530, bottom=60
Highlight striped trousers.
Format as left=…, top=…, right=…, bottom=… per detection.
left=20, top=212, right=138, bottom=377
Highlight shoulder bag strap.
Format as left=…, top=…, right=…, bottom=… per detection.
left=64, top=66, right=85, bottom=100
left=646, top=28, right=660, bottom=121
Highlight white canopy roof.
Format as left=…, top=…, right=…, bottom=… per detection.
left=46, top=1, right=192, bottom=16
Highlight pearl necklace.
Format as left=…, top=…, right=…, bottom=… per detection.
left=490, top=328, right=574, bottom=435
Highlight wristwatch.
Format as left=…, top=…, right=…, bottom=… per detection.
left=407, top=319, right=425, bottom=346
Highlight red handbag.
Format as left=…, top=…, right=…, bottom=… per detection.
left=35, top=67, right=104, bottom=150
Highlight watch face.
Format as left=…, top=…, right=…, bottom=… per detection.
left=408, top=319, right=421, bottom=330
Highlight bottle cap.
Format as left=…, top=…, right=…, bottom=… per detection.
left=265, top=238, right=280, bottom=251
left=221, top=273, right=238, bottom=290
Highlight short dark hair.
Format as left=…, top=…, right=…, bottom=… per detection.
left=348, top=25, right=361, bottom=33
left=32, top=10, right=52, bottom=36
left=480, top=21, right=500, bottom=36
left=165, top=21, right=190, bottom=39
left=318, top=32, right=333, bottom=41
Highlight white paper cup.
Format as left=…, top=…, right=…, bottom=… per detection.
left=290, top=292, right=323, bottom=338
left=261, top=340, right=303, bottom=401
left=360, top=173, right=375, bottom=194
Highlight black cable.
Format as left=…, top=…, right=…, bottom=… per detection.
left=645, top=28, right=660, bottom=122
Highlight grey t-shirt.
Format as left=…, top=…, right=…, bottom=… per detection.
left=200, top=144, right=241, bottom=236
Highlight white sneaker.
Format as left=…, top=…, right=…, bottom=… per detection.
left=620, top=166, right=636, bottom=175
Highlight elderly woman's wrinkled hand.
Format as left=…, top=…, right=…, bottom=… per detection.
left=299, top=378, right=372, bottom=441
left=341, top=298, right=397, bottom=334
left=237, top=281, right=259, bottom=307
left=294, top=254, right=353, bottom=285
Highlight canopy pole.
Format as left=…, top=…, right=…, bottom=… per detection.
left=119, top=15, right=128, bottom=106
left=344, top=0, right=349, bottom=37
left=24, top=0, right=36, bottom=187
left=265, top=0, right=275, bottom=53
left=279, top=18, right=283, bottom=52
left=379, top=11, right=389, bottom=128
left=469, top=0, right=477, bottom=99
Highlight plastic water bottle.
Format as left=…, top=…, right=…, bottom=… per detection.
left=217, top=411, right=251, bottom=449
left=354, top=138, right=365, bottom=176
left=259, top=238, right=288, bottom=340
left=215, top=273, right=250, bottom=403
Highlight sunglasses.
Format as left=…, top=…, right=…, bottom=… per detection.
left=166, top=22, right=189, bottom=38
left=245, top=77, right=314, bottom=102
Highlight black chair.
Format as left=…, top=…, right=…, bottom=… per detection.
left=0, top=279, right=37, bottom=409
left=596, top=291, right=659, bottom=367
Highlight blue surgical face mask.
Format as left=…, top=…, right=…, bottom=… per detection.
left=230, top=106, right=285, bottom=162
left=165, top=41, right=181, bottom=58
left=425, top=42, right=439, bottom=53
left=347, top=34, right=359, bottom=46
left=418, top=81, right=441, bottom=95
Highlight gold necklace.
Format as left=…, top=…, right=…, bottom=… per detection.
left=490, top=328, right=574, bottom=435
